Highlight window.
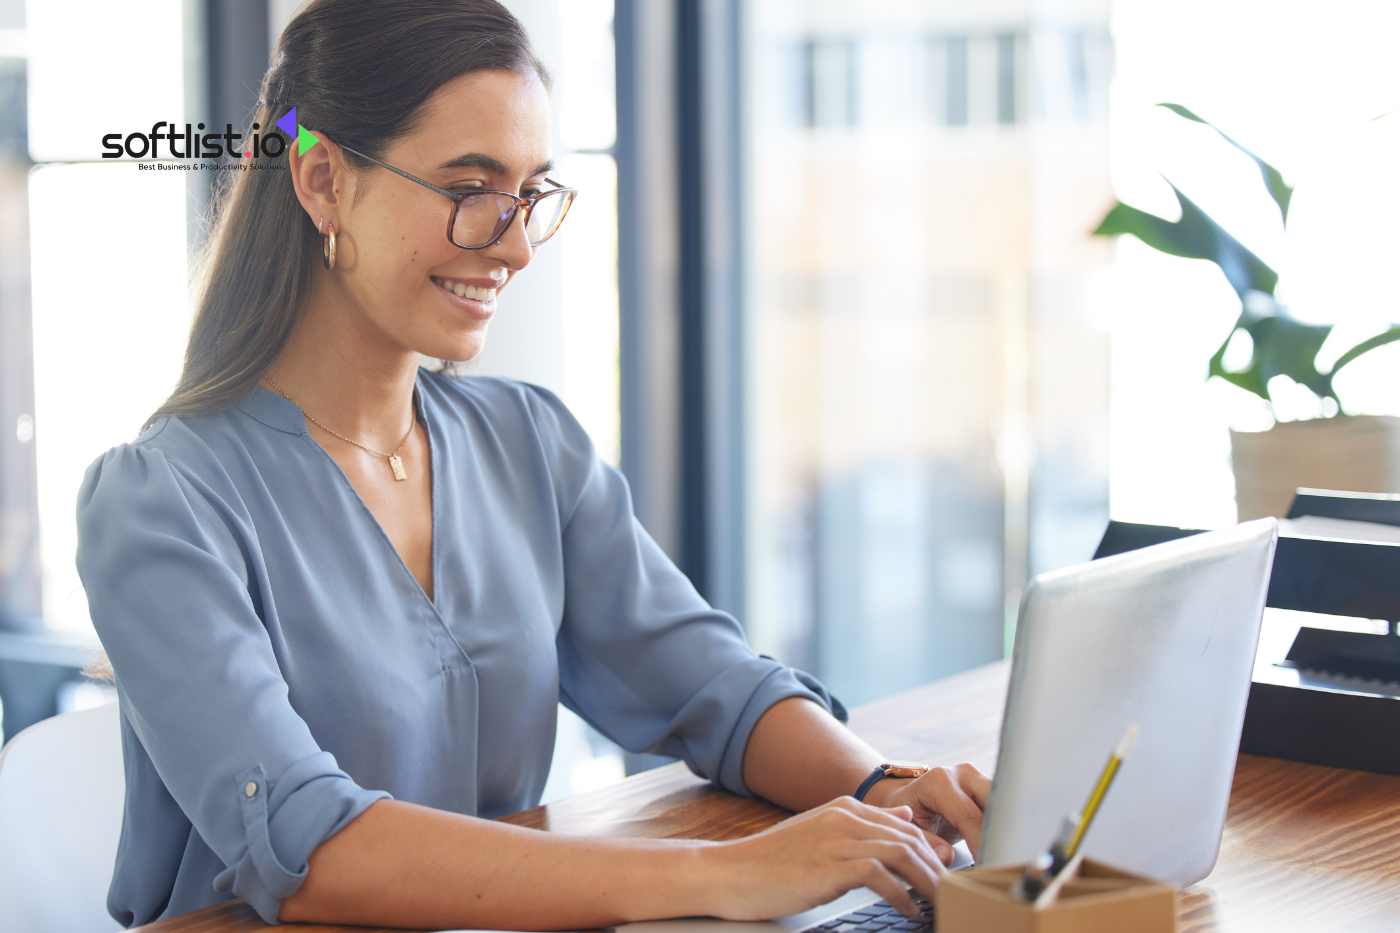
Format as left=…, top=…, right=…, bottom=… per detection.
left=555, top=0, right=621, bottom=466
left=1105, top=1, right=1400, bottom=527
left=944, top=35, right=969, bottom=126
left=2, top=0, right=195, bottom=636
left=742, top=1, right=1114, bottom=705
left=0, top=1, right=36, bottom=631
left=996, top=32, right=1019, bottom=126
left=809, top=37, right=859, bottom=129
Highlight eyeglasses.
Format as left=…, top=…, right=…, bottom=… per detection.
left=339, top=142, right=577, bottom=250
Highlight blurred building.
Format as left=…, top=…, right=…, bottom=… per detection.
left=742, top=0, right=1115, bottom=704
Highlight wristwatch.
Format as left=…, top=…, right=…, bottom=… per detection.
left=853, top=761, right=930, bottom=802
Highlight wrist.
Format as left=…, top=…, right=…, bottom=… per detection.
left=698, top=830, right=782, bottom=922
left=859, top=776, right=908, bottom=809
left=620, top=838, right=726, bottom=923
left=853, top=761, right=928, bottom=808
left=693, top=838, right=734, bottom=917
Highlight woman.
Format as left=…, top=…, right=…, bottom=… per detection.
left=74, top=1, right=990, bottom=928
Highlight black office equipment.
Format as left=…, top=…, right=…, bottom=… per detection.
left=1094, top=489, right=1400, bottom=775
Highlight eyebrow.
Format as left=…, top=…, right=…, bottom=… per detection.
left=437, top=152, right=554, bottom=177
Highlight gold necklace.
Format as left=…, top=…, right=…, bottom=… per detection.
left=262, top=375, right=416, bottom=481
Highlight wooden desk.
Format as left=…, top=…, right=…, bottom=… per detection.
left=134, top=661, right=1400, bottom=933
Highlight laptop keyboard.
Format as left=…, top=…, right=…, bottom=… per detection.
left=802, top=889, right=934, bottom=933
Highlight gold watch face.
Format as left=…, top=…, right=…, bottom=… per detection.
left=881, top=763, right=930, bottom=779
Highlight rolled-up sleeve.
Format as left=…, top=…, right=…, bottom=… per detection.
left=75, top=441, right=392, bottom=924
left=523, top=383, right=848, bottom=799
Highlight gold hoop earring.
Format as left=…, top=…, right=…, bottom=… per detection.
left=320, top=217, right=337, bottom=270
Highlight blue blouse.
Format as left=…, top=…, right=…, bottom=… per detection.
left=74, top=367, right=847, bottom=928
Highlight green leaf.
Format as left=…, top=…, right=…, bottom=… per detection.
left=1331, top=325, right=1400, bottom=374
left=1158, top=102, right=1294, bottom=225
left=1207, top=299, right=1336, bottom=407
left=1092, top=182, right=1278, bottom=297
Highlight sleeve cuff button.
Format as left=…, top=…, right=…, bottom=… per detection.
left=243, top=781, right=259, bottom=798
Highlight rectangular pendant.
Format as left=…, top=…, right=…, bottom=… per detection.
left=388, top=453, right=407, bottom=481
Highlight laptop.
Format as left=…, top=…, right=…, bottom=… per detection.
left=980, top=516, right=1277, bottom=885
left=594, top=518, right=1277, bottom=933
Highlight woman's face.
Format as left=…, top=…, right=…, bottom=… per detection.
left=298, top=68, right=554, bottom=364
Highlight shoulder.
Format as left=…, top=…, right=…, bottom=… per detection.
left=425, top=369, right=563, bottom=412
left=76, top=412, right=251, bottom=544
left=84, top=407, right=238, bottom=490
left=423, top=370, right=586, bottom=446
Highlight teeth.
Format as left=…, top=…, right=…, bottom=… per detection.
left=432, top=277, right=496, bottom=303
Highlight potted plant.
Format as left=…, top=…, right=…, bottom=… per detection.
left=1092, top=103, right=1400, bottom=520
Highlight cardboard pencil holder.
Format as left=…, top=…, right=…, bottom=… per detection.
left=935, top=858, right=1176, bottom=933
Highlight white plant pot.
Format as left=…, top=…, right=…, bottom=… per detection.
left=1230, top=414, right=1400, bottom=521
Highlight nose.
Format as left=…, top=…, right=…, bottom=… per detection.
left=483, top=203, right=534, bottom=272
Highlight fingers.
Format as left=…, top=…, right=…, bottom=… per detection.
left=847, top=856, right=927, bottom=920
left=955, top=761, right=992, bottom=810
left=856, top=837, right=944, bottom=896
left=807, top=800, right=955, bottom=920
left=852, top=802, right=955, bottom=867
left=824, top=797, right=961, bottom=867
left=922, top=812, right=960, bottom=849
left=920, top=767, right=986, bottom=858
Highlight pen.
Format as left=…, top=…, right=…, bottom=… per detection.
left=1032, top=849, right=1086, bottom=909
left=1012, top=722, right=1139, bottom=903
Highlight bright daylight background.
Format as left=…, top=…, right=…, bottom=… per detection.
left=1104, top=0, right=1400, bottom=530
left=3, top=0, right=1396, bottom=791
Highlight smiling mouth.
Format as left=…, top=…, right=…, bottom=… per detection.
left=430, top=276, right=498, bottom=303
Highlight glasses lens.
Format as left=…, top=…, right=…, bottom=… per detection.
left=524, top=189, right=574, bottom=245
left=452, top=192, right=518, bottom=248
left=450, top=189, right=575, bottom=248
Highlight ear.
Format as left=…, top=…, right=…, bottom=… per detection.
left=287, top=129, right=352, bottom=231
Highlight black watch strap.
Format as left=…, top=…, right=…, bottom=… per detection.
left=853, top=765, right=890, bottom=802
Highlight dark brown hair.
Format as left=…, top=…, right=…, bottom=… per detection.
left=140, top=0, right=550, bottom=432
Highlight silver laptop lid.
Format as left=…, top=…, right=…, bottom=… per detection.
left=980, top=518, right=1279, bottom=885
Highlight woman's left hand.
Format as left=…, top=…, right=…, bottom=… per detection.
left=865, top=763, right=992, bottom=862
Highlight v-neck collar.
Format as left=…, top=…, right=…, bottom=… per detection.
left=237, top=368, right=430, bottom=437
left=238, top=368, right=444, bottom=617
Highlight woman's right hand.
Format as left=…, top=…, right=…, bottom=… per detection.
left=700, top=795, right=954, bottom=922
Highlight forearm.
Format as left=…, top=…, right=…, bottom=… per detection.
left=280, top=798, right=721, bottom=929
left=740, top=695, right=896, bottom=813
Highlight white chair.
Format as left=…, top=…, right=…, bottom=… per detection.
left=0, top=702, right=125, bottom=932
left=0, top=699, right=609, bottom=928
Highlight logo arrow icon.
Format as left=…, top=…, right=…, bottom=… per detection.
left=276, top=106, right=320, bottom=156
left=296, top=124, right=320, bottom=155
left=275, top=106, right=298, bottom=138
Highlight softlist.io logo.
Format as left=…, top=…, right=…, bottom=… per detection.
left=100, top=106, right=320, bottom=161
